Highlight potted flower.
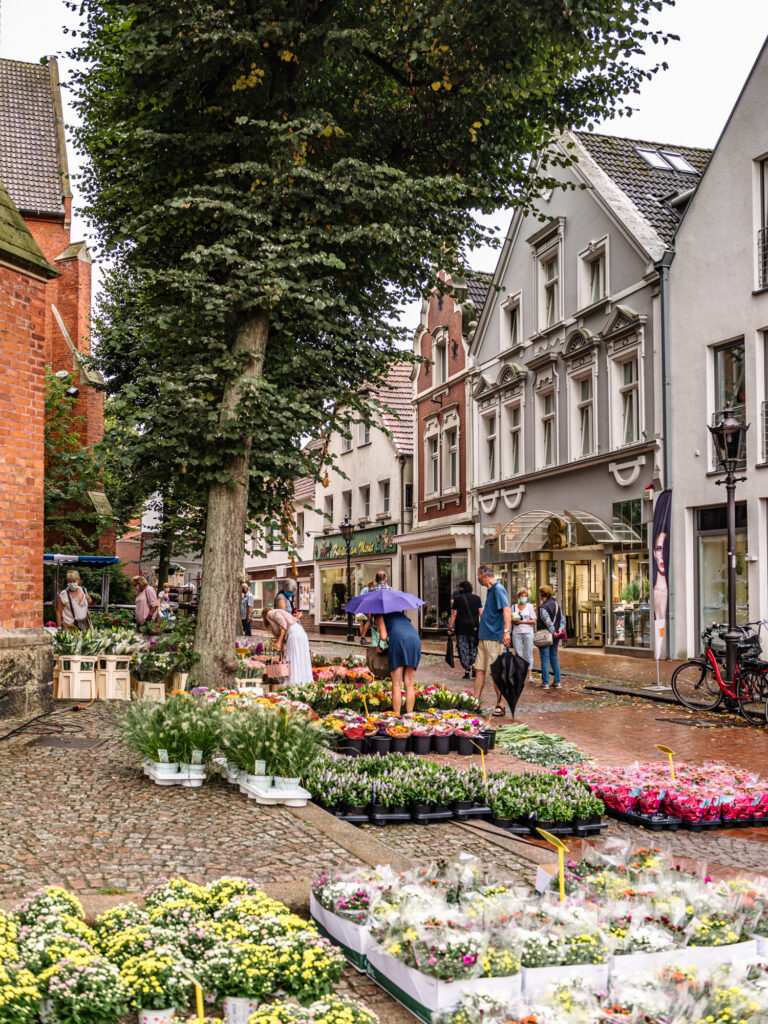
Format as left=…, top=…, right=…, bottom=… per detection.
left=39, top=953, right=128, bottom=1024
left=385, top=721, right=411, bottom=754
left=0, top=963, right=39, bottom=1024
left=115, top=700, right=180, bottom=777
left=119, top=950, right=193, bottom=1024
left=430, top=719, right=454, bottom=756
left=199, top=941, right=279, bottom=1024
left=454, top=717, right=483, bottom=756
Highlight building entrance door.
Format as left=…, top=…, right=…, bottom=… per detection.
left=563, top=559, right=605, bottom=647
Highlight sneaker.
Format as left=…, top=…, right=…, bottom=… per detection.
left=541, top=684, right=550, bottom=690
left=553, top=683, right=562, bottom=689
left=360, top=639, right=370, bottom=646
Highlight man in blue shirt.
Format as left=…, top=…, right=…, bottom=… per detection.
left=475, top=564, right=512, bottom=715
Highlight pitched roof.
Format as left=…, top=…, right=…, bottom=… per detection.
left=0, top=58, right=67, bottom=217
left=0, top=180, right=58, bottom=277
left=465, top=272, right=492, bottom=314
left=375, top=361, right=414, bottom=456
left=293, top=476, right=316, bottom=502
left=573, top=131, right=711, bottom=246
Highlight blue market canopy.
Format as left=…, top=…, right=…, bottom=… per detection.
left=44, top=554, right=120, bottom=566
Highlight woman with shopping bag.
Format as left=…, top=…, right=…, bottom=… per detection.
left=262, top=607, right=313, bottom=684
left=535, top=584, right=564, bottom=690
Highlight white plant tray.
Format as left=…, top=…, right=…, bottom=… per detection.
left=144, top=764, right=204, bottom=788
left=239, top=780, right=310, bottom=806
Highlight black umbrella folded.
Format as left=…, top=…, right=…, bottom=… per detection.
left=445, top=636, right=455, bottom=668
left=490, top=649, right=528, bottom=716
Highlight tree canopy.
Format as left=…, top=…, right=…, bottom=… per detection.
left=69, top=0, right=674, bottom=684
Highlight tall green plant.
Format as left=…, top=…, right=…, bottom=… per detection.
left=220, top=707, right=326, bottom=778
left=70, top=0, right=674, bottom=690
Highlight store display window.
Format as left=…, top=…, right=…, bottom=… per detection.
left=610, top=553, right=650, bottom=648
left=696, top=504, right=748, bottom=634
left=319, top=560, right=391, bottom=621
left=420, top=553, right=468, bottom=630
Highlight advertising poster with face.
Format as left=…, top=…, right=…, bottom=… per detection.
left=652, top=489, right=672, bottom=660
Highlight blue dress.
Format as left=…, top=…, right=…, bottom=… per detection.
left=383, top=612, right=421, bottom=671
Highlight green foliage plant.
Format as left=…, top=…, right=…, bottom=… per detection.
left=69, top=0, right=675, bottom=693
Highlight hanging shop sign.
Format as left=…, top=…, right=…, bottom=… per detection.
left=314, top=525, right=398, bottom=561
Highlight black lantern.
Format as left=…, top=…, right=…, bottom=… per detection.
left=708, top=408, right=748, bottom=474
left=340, top=517, right=355, bottom=544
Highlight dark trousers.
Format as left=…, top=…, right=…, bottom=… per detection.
left=242, top=618, right=252, bottom=636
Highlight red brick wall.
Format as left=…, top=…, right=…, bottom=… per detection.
left=415, top=279, right=470, bottom=521
left=0, top=265, right=48, bottom=628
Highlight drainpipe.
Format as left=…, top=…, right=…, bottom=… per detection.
left=655, top=248, right=675, bottom=657
left=398, top=454, right=406, bottom=592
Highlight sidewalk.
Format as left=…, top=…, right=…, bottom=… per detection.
left=301, top=627, right=683, bottom=690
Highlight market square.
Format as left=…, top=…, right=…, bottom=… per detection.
left=4, top=1, right=768, bottom=1023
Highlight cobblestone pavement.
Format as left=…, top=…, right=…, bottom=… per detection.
left=0, top=702, right=363, bottom=901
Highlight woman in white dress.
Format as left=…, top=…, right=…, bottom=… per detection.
left=263, top=607, right=313, bottom=685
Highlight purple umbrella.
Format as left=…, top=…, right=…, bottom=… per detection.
left=343, top=589, right=425, bottom=615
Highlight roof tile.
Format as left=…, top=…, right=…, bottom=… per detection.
left=0, top=58, right=64, bottom=216
left=375, top=361, right=414, bottom=455
left=574, top=131, right=711, bottom=246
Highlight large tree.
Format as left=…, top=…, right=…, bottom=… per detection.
left=70, top=0, right=673, bottom=686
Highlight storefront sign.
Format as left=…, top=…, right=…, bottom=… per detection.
left=314, top=526, right=398, bottom=561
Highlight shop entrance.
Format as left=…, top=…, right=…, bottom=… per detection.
left=563, top=559, right=604, bottom=647
left=420, top=552, right=468, bottom=631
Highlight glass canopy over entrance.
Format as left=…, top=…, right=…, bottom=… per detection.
left=497, top=509, right=642, bottom=554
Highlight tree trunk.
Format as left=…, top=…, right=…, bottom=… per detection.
left=156, top=536, right=173, bottom=590
left=191, top=311, right=269, bottom=688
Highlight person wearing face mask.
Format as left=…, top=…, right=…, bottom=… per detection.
left=56, top=570, right=94, bottom=631
left=132, top=575, right=160, bottom=627
left=511, top=587, right=537, bottom=682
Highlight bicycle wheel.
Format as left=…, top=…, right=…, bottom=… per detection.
left=736, top=670, right=768, bottom=725
left=671, top=660, right=723, bottom=711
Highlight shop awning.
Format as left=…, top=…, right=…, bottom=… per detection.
left=44, top=554, right=120, bottom=566
left=497, top=509, right=641, bottom=554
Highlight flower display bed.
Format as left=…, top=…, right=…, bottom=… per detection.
left=495, top=723, right=586, bottom=767
left=0, top=877, right=377, bottom=1024
left=321, top=710, right=493, bottom=758
left=564, top=760, right=768, bottom=831
left=313, top=848, right=768, bottom=1023
left=287, top=666, right=482, bottom=716
left=306, top=756, right=605, bottom=834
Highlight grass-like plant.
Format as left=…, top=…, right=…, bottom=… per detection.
left=220, top=706, right=326, bottom=779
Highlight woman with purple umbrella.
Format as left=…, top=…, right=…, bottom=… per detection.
left=343, top=588, right=423, bottom=715
left=374, top=609, right=421, bottom=715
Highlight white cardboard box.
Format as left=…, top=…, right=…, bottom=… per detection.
left=366, top=939, right=522, bottom=1016
left=522, top=961, right=609, bottom=1001
left=309, top=892, right=370, bottom=970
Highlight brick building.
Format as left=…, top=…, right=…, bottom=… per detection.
left=0, top=57, right=106, bottom=714
left=0, top=181, right=59, bottom=713
left=397, top=271, right=490, bottom=635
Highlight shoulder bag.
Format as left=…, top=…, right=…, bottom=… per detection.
left=533, top=601, right=560, bottom=648
left=67, top=588, right=93, bottom=633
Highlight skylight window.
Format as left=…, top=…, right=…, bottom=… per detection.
left=660, top=151, right=698, bottom=174
left=636, top=146, right=672, bottom=170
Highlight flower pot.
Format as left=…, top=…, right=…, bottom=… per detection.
left=391, top=804, right=409, bottom=815
left=411, top=802, right=433, bottom=815
left=344, top=805, right=369, bottom=816
left=534, top=820, right=555, bottom=832
left=179, top=764, right=206, bottom=779
left=340, top=737, right=364, bottom=757
left=450, top=733, right=458, bottom=751
left=486, top=728, right=497, bottom=750
left=369, top=803, right=391, bottom=815
left=139, top=1010, right=175, bottom=1024
left=226, top=763, right=243, bottom=784
left=432, top=734, right=451, bottom=755
left=390, top=736, right=409, bottom=754
left=367, top=735, right=392, bottom=756
left=491, top=816, right=516, bottom=829
left=245, top=774, right=272, bottom=788
left=151, top=761, right=180, bottom=777
left=273, top=776, right=301, bottom=790
left=222, top=997, right=260, bottom=1024
left=475, top=732, right=491, bottom=753
left=452, top=799, right=474, bottom=812
left=456, top=734, right=479, bottom=756
left=411, top=735, right=432, bottom=755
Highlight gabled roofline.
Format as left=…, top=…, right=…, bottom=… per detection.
left=48, top=57, right=73, bottom=204
left=673, top=33, right=768, bottom=242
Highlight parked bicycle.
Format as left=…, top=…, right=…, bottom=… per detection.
left=671, top=621, right=768, bottom=725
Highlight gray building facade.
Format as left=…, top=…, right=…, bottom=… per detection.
left=469, top=131, right=709, bottom=654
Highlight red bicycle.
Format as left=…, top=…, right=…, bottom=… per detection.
left=671, top=622, right=768, bottom=725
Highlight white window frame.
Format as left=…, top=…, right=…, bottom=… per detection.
left=577, top=236, right=609, bottom=311
left=433, top=333, right=448, bottom=385
left=539, top=247, right=561, bottom=330
left=500, top=292, right=522, bottom=352
left=323, top=495, right=334, bottom=523
left=608, top=345, right=644, bottom=450
left=378, top=479, right=390, bottom=517
left=569, top=371, right=595, bottom=460
left=358, top=485, right=370, bottom=521
left=446, top=428, right=458, bottom=489
left=504, top=399, right=523, bottom=477
left=358, top=421, right=371, bottom=446
left=483, top=412, right=498, bottom=483
left=341, top=433, right=352, bottom=453
left=536, top=388, right=557, bottom=469
left=295, top=511, right=305, bottom=546
left=425, top=422, right=440, bottom=498
left=342, top=489, right=353, bottom=522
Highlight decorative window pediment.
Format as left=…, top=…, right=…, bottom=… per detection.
left=563, top=328, right=597, bottom=359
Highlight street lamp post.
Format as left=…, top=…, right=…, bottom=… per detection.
left=707, top=408, right=749, bottom=686
left=340, top=516, right=356, bottom=641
